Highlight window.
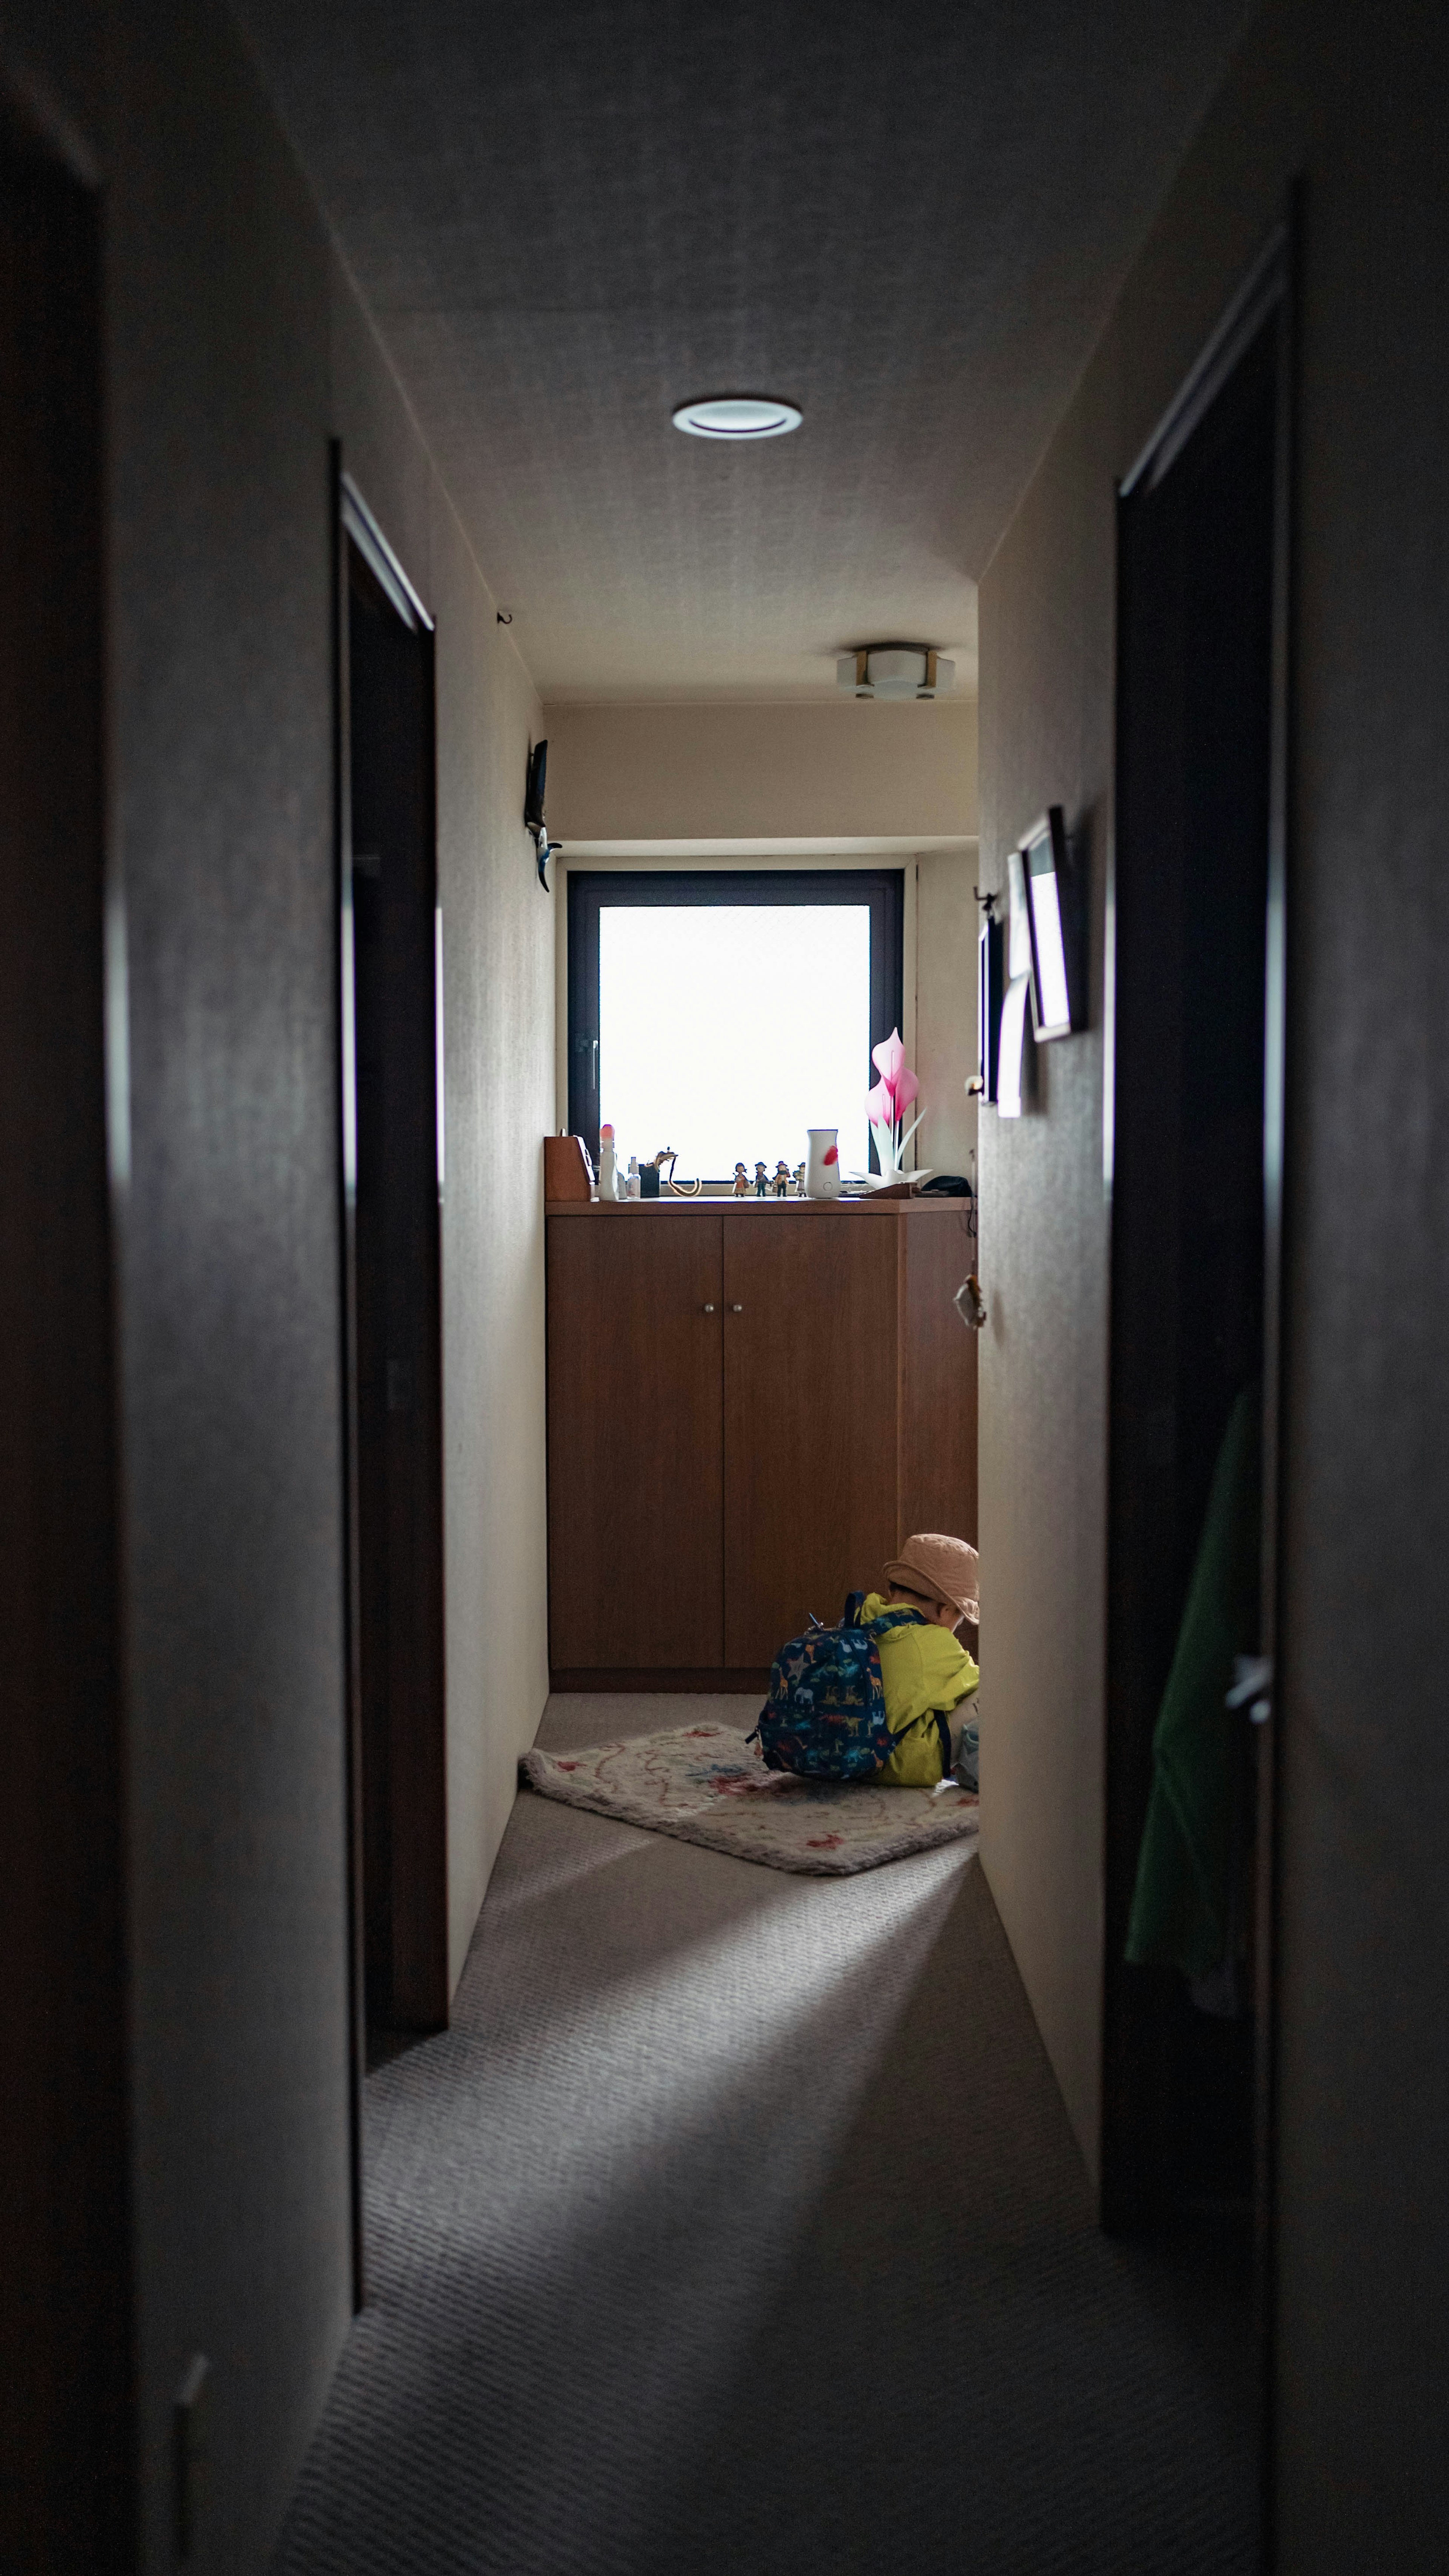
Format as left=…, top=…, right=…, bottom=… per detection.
left=567, top=870, right=904, bottom=1182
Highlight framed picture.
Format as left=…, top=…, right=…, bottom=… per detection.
left=1006, top=845, right=1033, bottom=981
left=996, top=972, right=1031, bottom=1118
left=1018, top=807, right=1078, bottom=1040
left=977, top=908, right=1005, bottom=1102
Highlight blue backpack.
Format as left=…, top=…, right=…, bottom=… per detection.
left=750, top=1594, right=928, bottom=1780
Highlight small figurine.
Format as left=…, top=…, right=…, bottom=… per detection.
left=792, top=1161, right=806, bottom=1197
left=732, top=1162, right=750, bottom=1198
left=771, top=1161, right=791, bottom=1197
left=754, top=1161, right=769, bottom=1198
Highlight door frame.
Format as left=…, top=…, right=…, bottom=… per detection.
left=332, top=457, right=448, bottom=2298
left=0, top=94, right=138, bottom=2567
left=1103, top=199, right=1299, bottom=2522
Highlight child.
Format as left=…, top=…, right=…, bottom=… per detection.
left=861, top=1533, right=980, bottom=1788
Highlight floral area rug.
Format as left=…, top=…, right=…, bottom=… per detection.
left=520, top=1724, right=980, bottom=1877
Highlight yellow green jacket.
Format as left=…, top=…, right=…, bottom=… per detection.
left=862, top=1592, right=979, bottom=1786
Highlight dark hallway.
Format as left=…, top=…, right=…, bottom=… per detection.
left=5, top=0, right=1449, bottom=2571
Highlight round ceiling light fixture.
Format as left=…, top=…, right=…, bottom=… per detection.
left=671, top=395, right=803, bottom=440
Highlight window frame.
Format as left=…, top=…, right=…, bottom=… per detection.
left=566, top=867, right=905, bottom=1176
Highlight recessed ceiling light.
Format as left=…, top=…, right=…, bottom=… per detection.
left=671, top=396, right=802, bottom=440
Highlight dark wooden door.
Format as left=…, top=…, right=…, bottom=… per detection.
left=347, top=534, right=448, bottom=2034
left=723, top=1212, right=899, bottom=1667
left=548, top=1213, right=724, bottom=1669
left=899, top=1205, right=978, bottom=1547
left=0, top=133, right=136, bottom=2576
left=1106, top=286, right=1283, bottom=2239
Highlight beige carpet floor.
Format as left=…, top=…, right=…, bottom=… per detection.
left=272, top=1692, right=1257, bottom=2575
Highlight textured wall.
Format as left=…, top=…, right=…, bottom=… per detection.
left=72, top=0, right=555, bottom=2565
left=976, top=391, right=1114, bottom=2164
left=546, top=699, right=975, bottom=846
left=107, top=12, right=351, bottom=2567
left=976, top=0, right=1449, bottom=2559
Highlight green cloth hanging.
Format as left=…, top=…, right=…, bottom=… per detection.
left=1125, top=1382, right=1261, bottom=1979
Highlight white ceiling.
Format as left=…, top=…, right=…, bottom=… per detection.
left=237, top=0, right=1252, bottom=702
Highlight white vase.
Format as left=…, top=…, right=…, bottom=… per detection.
left=805, top=1128, right=841, bottom=1200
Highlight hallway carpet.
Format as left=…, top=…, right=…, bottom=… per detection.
left=272, top=1694, right=1257, bottom=2576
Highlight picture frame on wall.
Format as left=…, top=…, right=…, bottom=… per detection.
left=977, top=906, right=1005, bottom=1102
left=996, top=970, right=1031, bottom=1118
left=1019, top=806, right=1081, bottom=1040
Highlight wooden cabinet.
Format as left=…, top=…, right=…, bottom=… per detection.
left=546, top=1199, right=977, bottom=1687
left=546, top=1210, right=724, bottom=1669
left=722, top=1212, right=899, bottom=1667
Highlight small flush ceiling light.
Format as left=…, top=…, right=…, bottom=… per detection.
left=837, top=645, right=956, bottom=701
left=672, top=396, right=803, bottom=440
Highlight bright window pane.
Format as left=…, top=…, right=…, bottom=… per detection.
left=598, top=904, right=872, bottom=1179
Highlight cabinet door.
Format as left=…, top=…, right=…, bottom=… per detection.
left=723, top=1214, right=899, bottom=1667
left=548, top=1215, right=723, bottom=1669
left=899, top=1206, right=978, bottom=1545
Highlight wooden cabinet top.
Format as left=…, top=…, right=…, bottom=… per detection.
left=544, top=1195, right=969, bottom=1217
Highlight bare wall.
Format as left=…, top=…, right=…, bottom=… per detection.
left=976, top=0, right=1449, bottom=2561
left=546, top=698, right=975, bottom=846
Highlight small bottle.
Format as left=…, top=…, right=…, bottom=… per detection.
left=597, top=1122, right=618, bottom=1203
left=627, top=1155, right=641, bottom=1200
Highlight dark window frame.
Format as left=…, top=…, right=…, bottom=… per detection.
left=566, top=867, right=905, bottom=1173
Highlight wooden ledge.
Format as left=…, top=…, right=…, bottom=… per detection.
left=544, top=1194, right=969, bottom=1216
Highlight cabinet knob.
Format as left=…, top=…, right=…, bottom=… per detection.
left=731, top=1303, right=744, bottom=1313
left=702, top=1303, right=716, bottom=1313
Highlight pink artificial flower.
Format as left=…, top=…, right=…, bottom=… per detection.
left=870, top=1027, right=920, bottom=1112
left=872, top=1026, right=904, bottom=1088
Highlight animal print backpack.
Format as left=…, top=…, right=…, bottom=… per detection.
left=750, top=1594, right=927, bottom=1780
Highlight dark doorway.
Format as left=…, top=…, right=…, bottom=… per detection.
left=0, top=109, right=136, bottom=2575
left=338, top=481, right=448, bottom=2048
left=1104, top=222, right=1292, bottom=2325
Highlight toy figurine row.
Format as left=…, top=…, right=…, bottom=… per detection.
left=734, top=1160, right=806, bottom=1198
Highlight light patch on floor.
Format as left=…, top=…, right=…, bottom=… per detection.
left=272, top=1693, right=1257, bottom=2576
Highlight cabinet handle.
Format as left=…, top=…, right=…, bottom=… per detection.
left=702, top=1303, right=716, bottom=1313
left=731, top=1303, right=744, bottom=1313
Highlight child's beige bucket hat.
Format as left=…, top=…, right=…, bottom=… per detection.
left=883, top=1533, right=980, bottom=1622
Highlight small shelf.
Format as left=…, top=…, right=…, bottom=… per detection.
left=544, top=1194, right=968, bottom=1216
